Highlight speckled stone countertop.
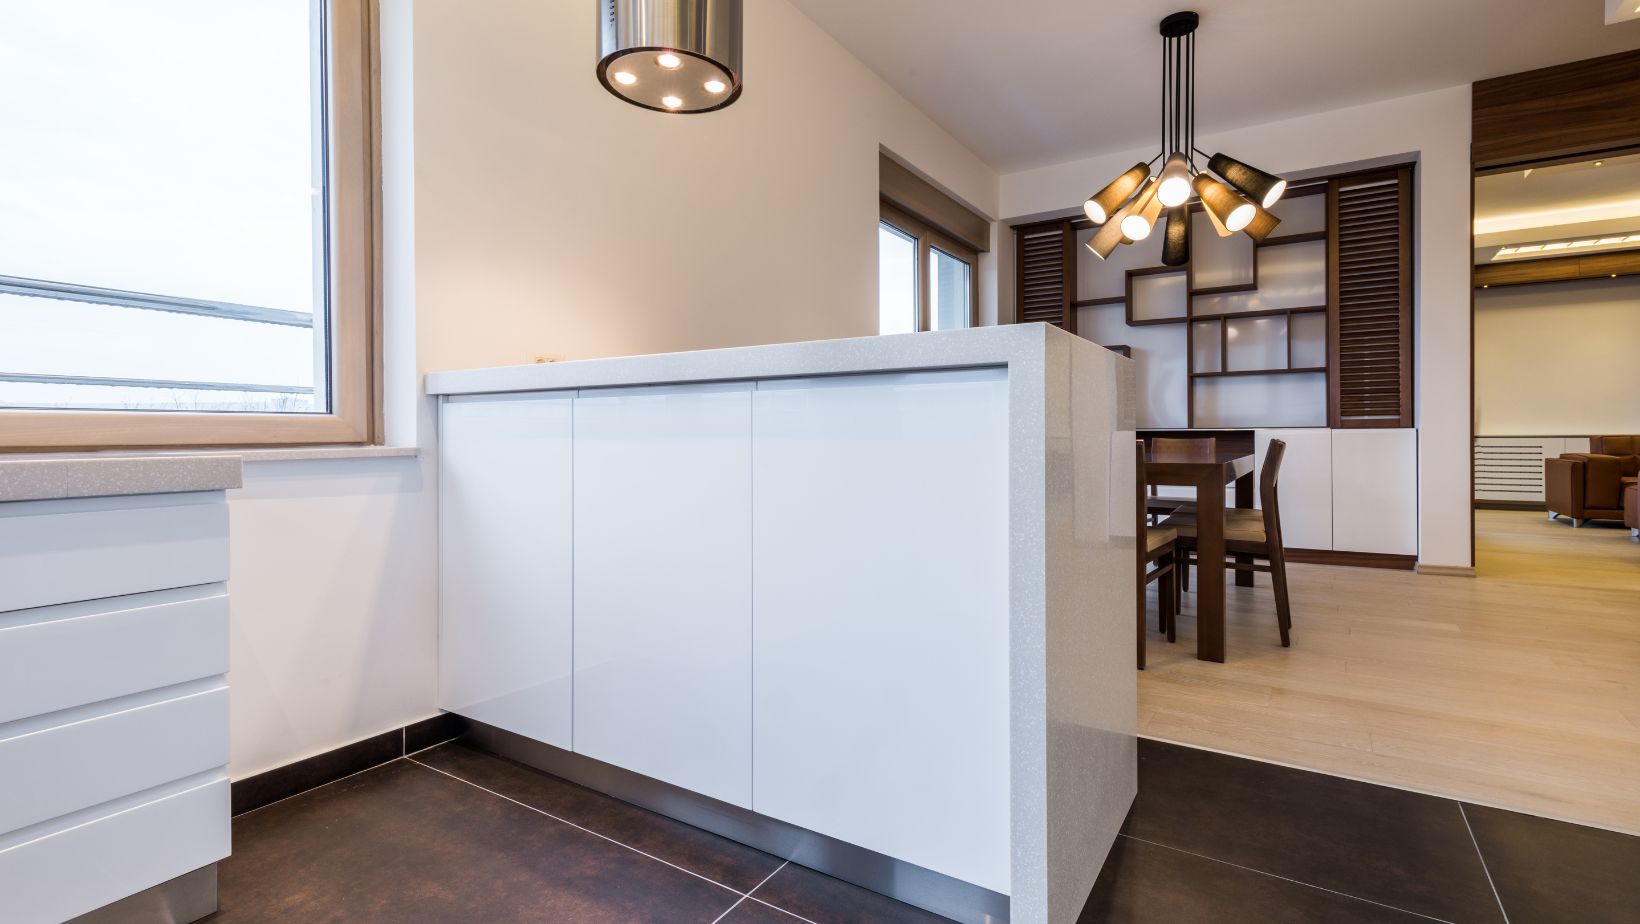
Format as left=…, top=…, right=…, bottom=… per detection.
left=0, top=453, right=243, bottom=503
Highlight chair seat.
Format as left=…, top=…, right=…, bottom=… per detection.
left=1146, top=525, right=1178, bottom=555
left=1167, top=508, right=1267, bottom=544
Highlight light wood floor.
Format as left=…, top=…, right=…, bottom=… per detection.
left=1140, top=508, right=1640, bottom=834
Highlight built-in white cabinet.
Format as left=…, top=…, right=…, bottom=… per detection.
left=1253, top=427, right=1418, bottom=556
left=1255, top=429, right=1333, bottom=551
left=1332, top=429, right=1419, bottom=556
left=571, top=383, right=753, bottom=807
left=439, top=392, right=575, bottom=749
left=750, top=370, right=1012, bottom=894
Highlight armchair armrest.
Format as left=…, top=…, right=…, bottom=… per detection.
left=1545, top=456, right=1586, bottom=518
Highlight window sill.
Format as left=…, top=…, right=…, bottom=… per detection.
left=1, top=445, right=419, bottom=464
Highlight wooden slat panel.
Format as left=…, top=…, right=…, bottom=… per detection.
left=1472, top=50, right=1640, bottom=169
left=1328, top=168, right=1413, bottom=428
left=1012, top=221, right=1075, bottom=332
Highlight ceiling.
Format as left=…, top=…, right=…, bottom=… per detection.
left=786, top=0, right=1640, bottom=172
left=1474, top=153, right=1640, bottom=259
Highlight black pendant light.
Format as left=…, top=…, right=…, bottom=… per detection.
left=597, top=0, right=743, bottom=114
left=1084, top=11, right=1284, bottom=260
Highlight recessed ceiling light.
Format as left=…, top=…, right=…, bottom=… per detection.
left=612, top=71, right=637, bottom=86
left=656, top=52, right=683, bottom=69
left=661, top=95, right=683, bottom=109
left=703, top=78, right=727, bottom=94
left=1594, top=160, right=1605, bottom=167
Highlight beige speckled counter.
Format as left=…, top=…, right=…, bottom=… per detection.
left=0, top=453, right=242, bottom=503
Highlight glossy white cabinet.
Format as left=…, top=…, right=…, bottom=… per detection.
left=1254, top=429, right=1333, bottom=551
left=439, top=392, right=575, bottom=749
left=750, top=369, right=1012, bottom=894
left=572, top=383, right=753, bottom=807
left=1332, top=428, right=1419, bottom=556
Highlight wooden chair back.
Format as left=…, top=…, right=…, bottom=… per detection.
left=1150, top=437, right=1216, bottom=461
left=1135, top=440, right=1147, bottom=568
left=1259, top=439, right=1287, bottom=552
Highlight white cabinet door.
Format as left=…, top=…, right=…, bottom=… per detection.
left=751, top=369, right=1011, bottom=894
left=572, top=383, right=753, bottom=807
left=1254, top=429, right=1333, bottom=551
left=439, top=392, right=575, bottom=749
left=1331, top=428, right=1419, bottom=556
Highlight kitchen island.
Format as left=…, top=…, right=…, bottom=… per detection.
left=426, top=324, right=1136, bottom=924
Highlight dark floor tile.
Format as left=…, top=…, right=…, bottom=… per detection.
left=1123, top=739, right=1503, bottom=922
left=215, top=759, right=740, bottom=923
left=412, top=741, right=785, bottom=893
left=717, top=898, right=809, bottom=923
left=748, top=862, right=953, bottom=924
left=404, top=712, right=467, bottom=754
left=1080, top=835, right=1435, bottom=923
left=1463, top=803, right=1640, bottom=924
left=230, top=728, right=401, bottom=816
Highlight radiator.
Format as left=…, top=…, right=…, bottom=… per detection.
left=1473, top=437, right=1590, bottom=503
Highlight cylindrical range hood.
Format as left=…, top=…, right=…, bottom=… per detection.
left=597, top=0, right=744, bottom=114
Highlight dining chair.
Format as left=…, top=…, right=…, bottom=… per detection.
left=1136, top=440, right=1180, bottom=669
left=1146, top=437, right=1214, bottom=520
left=1169, top=439, right=1292, bottom=648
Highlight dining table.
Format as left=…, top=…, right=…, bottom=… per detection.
left=1145, top=443, right=1258, bottom=662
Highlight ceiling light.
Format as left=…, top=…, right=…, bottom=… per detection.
left=597, top=1, right=743, bottom=114
left=1595, top=160, right=1604, bottom=166
left=1078, top=12, right=1287, bottom=256
left=1162, top=205, right=1191, bottom=266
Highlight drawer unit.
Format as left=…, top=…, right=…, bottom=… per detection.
left=0, top=683, right=229, bottom=835
left=0, top=496, right=228, bottom=613
left=0, top=588, right=229, bottom=726
left=0, top=776, right=229, bottom=924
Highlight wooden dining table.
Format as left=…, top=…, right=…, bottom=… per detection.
left=1145, top=445, right=1257, bottom=663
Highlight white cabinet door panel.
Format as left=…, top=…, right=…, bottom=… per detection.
left=439, top=393, right=575, bottom=749
left=1254, top=429, right=1333, bottom=550
left=572, top=383, right=753, bottom=807
left=1332, top=428, right=1419, bottom=556
left=751, top=369, right=1011, bottom=894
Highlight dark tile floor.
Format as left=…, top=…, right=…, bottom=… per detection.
left=210, top=738, right=1640, bottom=924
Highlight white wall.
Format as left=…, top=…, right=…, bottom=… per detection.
left=1476, top=276, right=1640, bottom=436
left=225, top=0, right=1003, bottom=777
left=413, top=0, right=999, bottom=373
left=998, top=86, right=1475, bottom=568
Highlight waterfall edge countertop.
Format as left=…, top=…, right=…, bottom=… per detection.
left=0, top=453, right=242, bottom=503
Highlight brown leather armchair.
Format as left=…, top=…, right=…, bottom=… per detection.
left=1627, top=481, right=1638, bottom=539
left=1546, top=435, right=1640, bottom=527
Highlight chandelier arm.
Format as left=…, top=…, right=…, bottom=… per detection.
left=1188, top=32, right=1195, bottom=171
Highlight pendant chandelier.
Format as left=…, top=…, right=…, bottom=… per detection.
left=596, top=0, right=744, bottom=114
left=1084, top=11, right=1287, bottom=266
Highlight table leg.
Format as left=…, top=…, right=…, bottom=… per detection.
left=1196, top=474, right=1226, bottom=663
left=1233, top=471, right=1255, bottom=588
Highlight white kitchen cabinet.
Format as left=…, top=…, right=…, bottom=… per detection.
left=571, top=382, right=753, bottom=807
left=439, top=392, right=575, bottom=749
left=1332, top=428, right=1419, bottom=555
left=750, top=369, right=1012, bottom=894
left=1254, top=429, right=1333, bottom=551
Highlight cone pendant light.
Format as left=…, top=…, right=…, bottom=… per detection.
left=1075, top=11, right=1288, bottom=257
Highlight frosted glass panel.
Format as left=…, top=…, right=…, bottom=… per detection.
left=1225, top=316, right=1287, bottom=372
left=1269, top=193, right=1325, bottom=236
left=1193, top=373, right=1326, bottom=428
left=1074, top=304, right=1187, bottom=428
left=1189, top=211, right=1255, bottom=291
left=1130, top=272, right=1188, bottom=322
left=1191, top=241, right=1325, bottom=315
left=1290, top=312, right=1327, bottom=368
left=1192, top=321, right=1221, bottom=373
left=1075, top=227, right=1164, bottom=301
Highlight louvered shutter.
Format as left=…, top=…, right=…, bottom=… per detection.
left=1014, top=221, right=1076, bottom=332
left=1328, top=168, right=1412, bottom=428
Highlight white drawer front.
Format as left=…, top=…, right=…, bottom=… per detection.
left=0, top=776, right=229, bottom=924
left=0, top=589, right=229, bottom=725
left=0, top=498, right=228, bottom=613
left=0, top=684, right=228, bottom=835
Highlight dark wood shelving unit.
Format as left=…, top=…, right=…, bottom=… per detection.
left=1190, top=367, right=1327, bottom=379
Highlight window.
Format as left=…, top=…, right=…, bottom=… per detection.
left=878, top=203, right=976, bottom=335
left=0, top=0, right=377, bottom=449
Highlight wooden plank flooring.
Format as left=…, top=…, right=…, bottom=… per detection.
left=1140, top=509, right=1640, bottom=835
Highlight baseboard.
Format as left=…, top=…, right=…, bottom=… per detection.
left=1415, top=563, right=1477, bottom=578
left=1474, top=500, right=1545, bottom=511
left=232, top=712, right=467, bottom=815
left=68, top=865, right=217, bottom=924
left=1284, top=548, right=1418, bottom=570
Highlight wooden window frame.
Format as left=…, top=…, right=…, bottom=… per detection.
left=0, top=0, right=381, bottom=451
left=880, top=201, right=978, bottom=332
